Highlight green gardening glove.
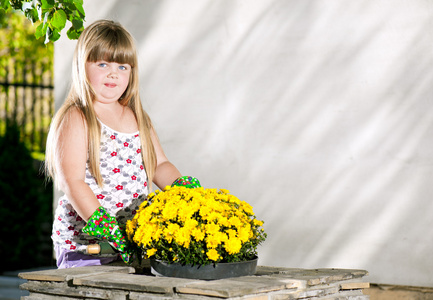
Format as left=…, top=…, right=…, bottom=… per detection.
left=82, top=206, right=131, bottom=263
left=171, top=176, right=201, bottom=188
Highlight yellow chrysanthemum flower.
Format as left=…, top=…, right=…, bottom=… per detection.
left=225, top=237, right=242, bottom=255
left=174, top=226, right=191, bottom=248
left=184, top=218, right=198, bottom=231
left=253, top=219, right=264, bottom=226
left=228, top=216, right=242, bottom=228
left=207, top=248, right=220, bottom=261
left=147, top=248, right=157, bottom=257
left=205, top=222, right=220, bottom=235
left=238, top=226, right=251, bottom=243
left=206, top=234, right=221, bottom=249
left=192, top=227, right=205, bottom=241
left=244, top=205, right=254, bottom=216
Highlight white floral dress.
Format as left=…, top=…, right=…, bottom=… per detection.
left=52, top=121, right=148, bottom=254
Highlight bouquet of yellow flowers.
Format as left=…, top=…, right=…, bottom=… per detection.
left=126, top=186, right=266, bottom=266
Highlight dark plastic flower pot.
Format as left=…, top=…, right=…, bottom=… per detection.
left=150, top=256, right=258, bottom=280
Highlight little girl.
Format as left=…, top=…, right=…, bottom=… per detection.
left=45, top=20, right=200, bottom=268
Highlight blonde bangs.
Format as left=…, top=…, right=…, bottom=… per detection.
left=86, top=26, right=136, bottom=68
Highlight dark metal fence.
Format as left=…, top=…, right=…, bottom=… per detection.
left=0, top=58, right=54, bottom=154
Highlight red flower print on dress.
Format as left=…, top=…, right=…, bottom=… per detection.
left=132, top=210, right=137, bottom=215
left=111, top=152, right=117, bottom=156
left=140, top=165, right=144, bottom=170
left=134, top=134, right=139, bottom=137
left=113, top=168, right=120, bottom=173
left=133, top=193, right=138, bottom=198
left=126, top=159, right=132, bottom=164
left=131, top=175, right=136, bottom=180
left=56, top=231, right=60, bottom=235
left=96, top=194, right=105, bottom=200
left=65, top=240, right=72, bottom=244
left=68, top=211, right=76, bottom=217
left=58, top=216, right=62, bottom=221
left=116, top=202, right=124, bottom=208
left=136, top=149, right=141, bottom=154
left=110, top=135, right=116, bottom=140
left=68, top=226, right=74, bottom=231
left=116, top=185, right=123, bottom=190
left=144, top=182, right=147, bottom=187
left=74, top=231, right=79, bottom=236
left=124, top=142, right=129, bottom=147
left=76, top=216, right=83, bottom=222
left=70, top=245, right=76, bottom=250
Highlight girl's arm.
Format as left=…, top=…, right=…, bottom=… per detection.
left=151, top=128, right=182, bottom=189
left=55, top=107, right=100, bottom=221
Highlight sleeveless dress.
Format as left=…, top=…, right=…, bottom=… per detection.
left=52, top=121, right=149, bottom=259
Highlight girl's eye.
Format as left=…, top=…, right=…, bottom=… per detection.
left=98, top=63, right=107, bottom=68
left=119, top=65, right=128, bottom=71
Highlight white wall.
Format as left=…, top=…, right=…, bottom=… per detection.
left=55, top=0, right=433, bottom=287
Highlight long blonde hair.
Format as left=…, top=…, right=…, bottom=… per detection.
left=45, top=20, right=156, bottom=188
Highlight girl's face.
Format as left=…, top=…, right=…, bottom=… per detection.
left=86, top=61, right=131, bottom=105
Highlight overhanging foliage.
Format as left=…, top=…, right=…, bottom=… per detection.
left=0, top=0, right=86, bottom=43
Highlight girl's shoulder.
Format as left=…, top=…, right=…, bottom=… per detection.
left=54, top=105, right=89, bottom=155
left=64, top=105, right=82, bottom=116
left=58, top=105, right=87, bottom=133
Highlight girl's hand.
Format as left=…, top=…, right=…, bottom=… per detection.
left=82, top=206, right=131, bottom=263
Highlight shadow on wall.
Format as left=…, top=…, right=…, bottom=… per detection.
left=77, top=0, right=433, bottom=286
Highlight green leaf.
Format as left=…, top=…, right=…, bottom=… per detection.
left=73, top=0, right=83, bottom=6
left=44, top=26, right=60, bottom=44
left=73, top=0, right=85, bottom=17
left=49, top=27, right=60, bottom=42
left=0, top=0, right=11, bottom=10
left=70, top=17, right=82, bottom=29
left=35, top=22, right=47, bottom=39
left=66, top=25, right=81, bottom=40
left=24, top=7, right=38, bottom=23
left=51, top=9, right=66, bottom=30
left=40, top=0, right=54, bottom=9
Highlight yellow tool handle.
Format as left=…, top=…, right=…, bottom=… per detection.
left=86, top=243, right=116, bottom=255
left=86, top=244, right=101, bottom=255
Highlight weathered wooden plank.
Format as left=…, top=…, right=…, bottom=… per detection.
left=18, top=266, right=135, bottom=282
left=255, top=266, right=306, bottom=276
left=20, top=280, right=124, bottom=299
left=340, top=281, right=370, bottom=290
left=176, top=276, right=297, bottom=298
left=73, top=272, right=196, bottom=294
left=129, top=292, right=178, bottom=300
left=263, top=267, right=369, bottom=286
left=22, top=293, right=94, bottom=300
